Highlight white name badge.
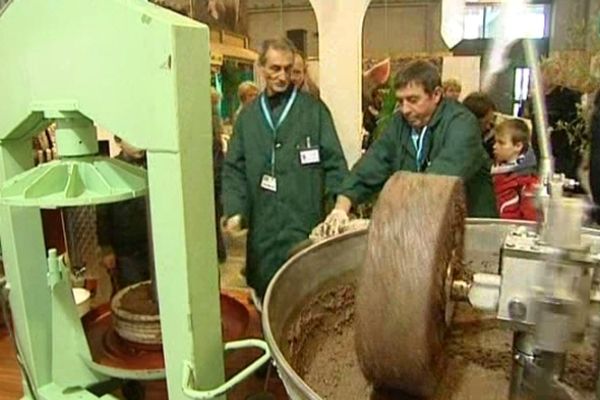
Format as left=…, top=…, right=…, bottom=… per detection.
left=299, top=148, right=321, bottom=165
left=260, top=174, right=277, bottom=192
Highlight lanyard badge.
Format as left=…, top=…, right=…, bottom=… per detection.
left=411, top=126, right=428, bottom=170
left=299, top=135, right=320, bottom=165
left=260, top=174, right=277, bottom=192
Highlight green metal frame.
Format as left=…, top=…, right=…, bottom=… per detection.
left=182, top=340, right=271, bottom=400
left=0, top=0, right=247, bottom=398
left=0, top=111, right=149, bottom=208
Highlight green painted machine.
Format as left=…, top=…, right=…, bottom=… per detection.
left=0, top=1, right=269, bottom=399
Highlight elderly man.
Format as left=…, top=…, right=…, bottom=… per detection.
left=223, top=38, right=348, bottom=299
left=319, top=60, right=497, bottom=234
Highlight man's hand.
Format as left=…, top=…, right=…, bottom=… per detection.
left=310, top=196, right=354, bottom=241
left=223, top=214, right=243, bottom=233
left=322, top=209, right=349, bottom=236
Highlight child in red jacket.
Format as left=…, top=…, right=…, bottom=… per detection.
left=492, top=119, right=539, bottom=221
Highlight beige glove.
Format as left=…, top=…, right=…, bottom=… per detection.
left=224, top=214, right=243, bottom=233
left=310, top=209, right=349, bottom=241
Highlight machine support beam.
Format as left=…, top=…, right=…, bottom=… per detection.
left=0, top=138, right=52, bottom=398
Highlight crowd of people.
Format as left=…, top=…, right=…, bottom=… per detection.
left=100, top=36, right=598, bottom=304
left=219, top=37, right=497, bottom=304
left=215, top=37, right=600, bottom=303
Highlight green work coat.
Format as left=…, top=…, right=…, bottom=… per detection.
left=339, top=99, right=497, bottom=217
left=223, top=90, right=348, bottom=297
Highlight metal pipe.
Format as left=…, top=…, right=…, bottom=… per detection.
left=534, top=351, right=567, bottom=400
left=510, top=331, right=536, bottom=400
left=597, top=334, right=600, bottom=400
left=145, top=195, right=157, bottom=302
left=523, top=39, right=554, bottom=191
left=509, top=332, right=575, bottom=400
left=554, top=380, right=585, bottom=400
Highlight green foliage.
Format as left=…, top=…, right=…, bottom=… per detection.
left=220, top=60, right=244, bottom=119
left=557, top=103, right=590, bottom=156
left=356, top=77, right=398, bottom=218
left=371, top=76, right=397, bottom=142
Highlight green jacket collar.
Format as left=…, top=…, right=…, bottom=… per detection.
left=425, top=98, right=448, bottom=130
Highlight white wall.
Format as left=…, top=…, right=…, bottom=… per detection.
left=247, top=0, right=448, bottom=59
left=247, top=7, right=319, bottom=56
left=157, top=0, right=598, bottom=57
left=362, top=2, right=448, bottom=58
left=151, top=0, right=600, bottom=59
left=442, top=56, right=481, bottom=101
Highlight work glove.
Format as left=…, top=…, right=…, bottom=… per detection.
left=310, top=209, right=349, bottom=241
left=224, top=214, right=243, bottom=234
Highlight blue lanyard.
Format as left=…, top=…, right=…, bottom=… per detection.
left=411, top=126, right=427, bottom=170
left=260, top=87, right=298, bottom=134
left=260, top=88, right=298, bottom=172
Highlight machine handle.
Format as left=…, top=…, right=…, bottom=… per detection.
left=182, top=339, right=271, bottom=399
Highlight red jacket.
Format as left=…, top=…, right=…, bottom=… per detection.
left=493, top=173, right=539, bottom=220
left=491, top=151, right=539, bottom=221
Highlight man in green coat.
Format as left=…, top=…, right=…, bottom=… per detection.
left=319, top=60, right=497, bottom=234
left=222, top=38, right=348, bottom=299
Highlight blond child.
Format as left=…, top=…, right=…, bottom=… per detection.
left=491, top=119, right=539, bottom=220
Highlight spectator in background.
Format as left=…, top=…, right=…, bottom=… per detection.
left=361, top=85, right=384, bottom=152
left=588, top=90, right=600, bottom=222
left=97, top=137, right=149, bottom=290
left=463, top=92, right=497, bottom=159
left=234, top=81, right=259, bottom=125
left=291, top=51, right=320, bottom=98
left=525, top=72, right=582, bottom=182
left=210, top=87, right=223, bottom=136
left=491, top=119, right=539, bottom=221
left=545, top=85, right=582, bottom=181
left=238, top=81, right=259, bottom=106
left=210, top=86, right=227, bottom=262
left=442, top=78, right=462, bottom=101
left=213, top=119, right=227, bottom=263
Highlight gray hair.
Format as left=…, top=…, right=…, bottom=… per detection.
left=259, top=38, right=297, bottom=66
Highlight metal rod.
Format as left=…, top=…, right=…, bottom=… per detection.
left=510, top=331, right=535, bottom=400
left=534, top=351, right=567, bottom=400
left=145, top=194, right=157, bottom=302
left=523, top=39, right=554, bottom=190
left=596, top=326, right=600, bottom=400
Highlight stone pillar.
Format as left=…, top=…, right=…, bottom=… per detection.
left=441, top=0, right=465, bottom=49
left=309, top=0, right=372, bottom=166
